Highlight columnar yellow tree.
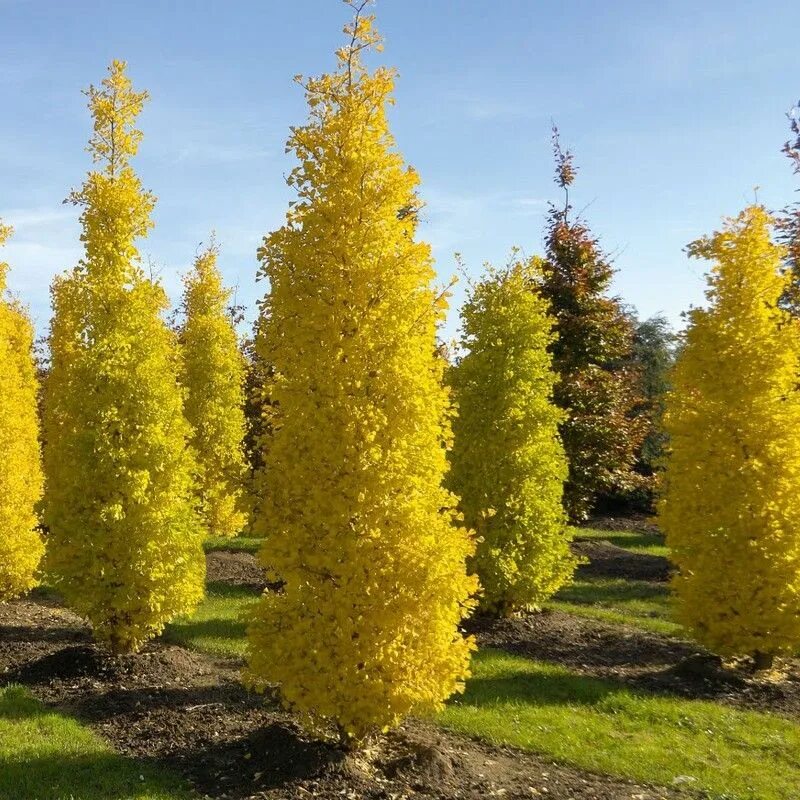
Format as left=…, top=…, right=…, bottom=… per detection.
left=42, top=61, right=205, bottom=654
left=246, top=3, right=477, bottom=741
left=449, top=260, right=575, bottom=615
left=180, top=243, right=249, bottom=537
left=0, top=222, right=44, bottom=601
left=659, top=206, right=800, bottom=667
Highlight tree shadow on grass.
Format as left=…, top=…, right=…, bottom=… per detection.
left=556, top=578, right=670, bottom=608
left=456, top=664, right=622, bottom=709
left=205, top=580, right=260, bottom=600
left=0, top=686, right=191, bottom=800
left=586, top=531, right=664, bottom=553
left=164, top=616, right=248, bottom=644
left=0, top=752, right=191, bottom=800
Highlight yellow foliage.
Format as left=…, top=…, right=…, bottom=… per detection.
left=245, top=8, right=477, bottom=741
left=0, top=222, right=44, bottom=600
left=180, top=243, right=249, bottom=537
left=659, top=206, right=800, bottom=659
left=42, top=61, right=205, bottom=653
left=449, top=260, right=575, bottom=614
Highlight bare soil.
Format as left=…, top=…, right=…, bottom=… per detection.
left=584, top=514, right=662, bottom=536
left=206, top=550, right=273, bottom=592
left=571, top=539, right=671, bottom=582
left=1, top=597, right=677, bottom=800
left=3, top=540, right=800, bottom=798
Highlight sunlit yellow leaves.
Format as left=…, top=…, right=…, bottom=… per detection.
left=245, top=11, right=477, bottom=741
left=0, top=222, right=44, bottom=601
left=42, top=61, right=205, bottom=654
left=180, top=242, right=249, bottom=538
left=660, top=206, right=800, bottom=658
left=449, top=261, right=575, bottom=614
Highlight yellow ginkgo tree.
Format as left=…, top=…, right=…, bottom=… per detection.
left=659, top=206, right=800, bottom=668
left=246, top=3, right=477, bottom=742
left=180, top=242, right=249, bottom=538
left=42, top=61, right=205, bottom=654
left=0, top=221, right=44, bottom=601
left=449, top=259, right=575, bottom=615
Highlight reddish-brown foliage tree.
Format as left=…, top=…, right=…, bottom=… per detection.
left=539, top=127, right=646, bottom=521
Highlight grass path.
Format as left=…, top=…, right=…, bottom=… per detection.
left=549, top=576, right=682, bottom=637
left=0, top=685, right=195, bottom=800
left=164, top=581, right=258, bottom=658
left=440, top=649, right=800, bottom=800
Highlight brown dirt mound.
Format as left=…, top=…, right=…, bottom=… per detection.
left=572, top=539, right=671, bottom=582
left=11, top=642, right=212, bottom=688
left=206, top=550, right=271, bottom=592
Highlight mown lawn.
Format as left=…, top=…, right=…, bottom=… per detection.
left=164, top=581, right=259, bottom=659
left=203, top=536, right=263, bottom=554
left=0, top=685, right=194, bottom=800
left=440, top=649, right=800, bottom=800
left=550, top=576, right=682, bottom=637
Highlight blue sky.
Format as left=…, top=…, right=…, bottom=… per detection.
left=1, top=0, right=797, bottom=339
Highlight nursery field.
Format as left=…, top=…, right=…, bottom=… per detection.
left=2, top=518, right=800, bottom=800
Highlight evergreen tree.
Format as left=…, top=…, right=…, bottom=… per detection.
left=246, top=3, right=477, bottom=742
left=659, top=206, right=800, bottom=667
left=42, top=61, right=205, bottom=654
left=540, top=127, right=644, bottom=520
left=630, top=312, right=677, bottom=479
left=449, top=259, right=575, bottom=614
left=180, top=242, right=249, bottom=538
left=0, top=222, right=44, bottom=600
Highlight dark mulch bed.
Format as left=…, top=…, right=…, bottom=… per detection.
left=206, top=550, right=272, bottom=592
left=1, top=598, right=678, bottom=800
left=584, top=514, right=662, bottom=536
left=571, top=539, right=671, bottom=582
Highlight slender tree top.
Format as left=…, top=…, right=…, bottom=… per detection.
left=68, top=60, right=155, bottom=281
left=687, top=205, right=786, bottom=309
left=84, top=60, right=148, bottom=176
left=182, top=239, right=231, bottom=317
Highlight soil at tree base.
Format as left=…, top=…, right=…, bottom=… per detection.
left=571, top=539, right=670, bottom=582
left=1, top=600, right=677, bottom=800
left=0, top=544, right=798, bottom=799
left=206, top=550, right=276, bottom=592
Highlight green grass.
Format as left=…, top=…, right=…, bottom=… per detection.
left=0, top=685, right=194, bottom=800
left=577, top=526, right=669, bottom=558
left=440, top=648, right=800, bottom=800
left=163, top=581, right=260, bottom=658
left=203, top=536, right=264, bottom=554
left=549, top=576, right=683, bottom=637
